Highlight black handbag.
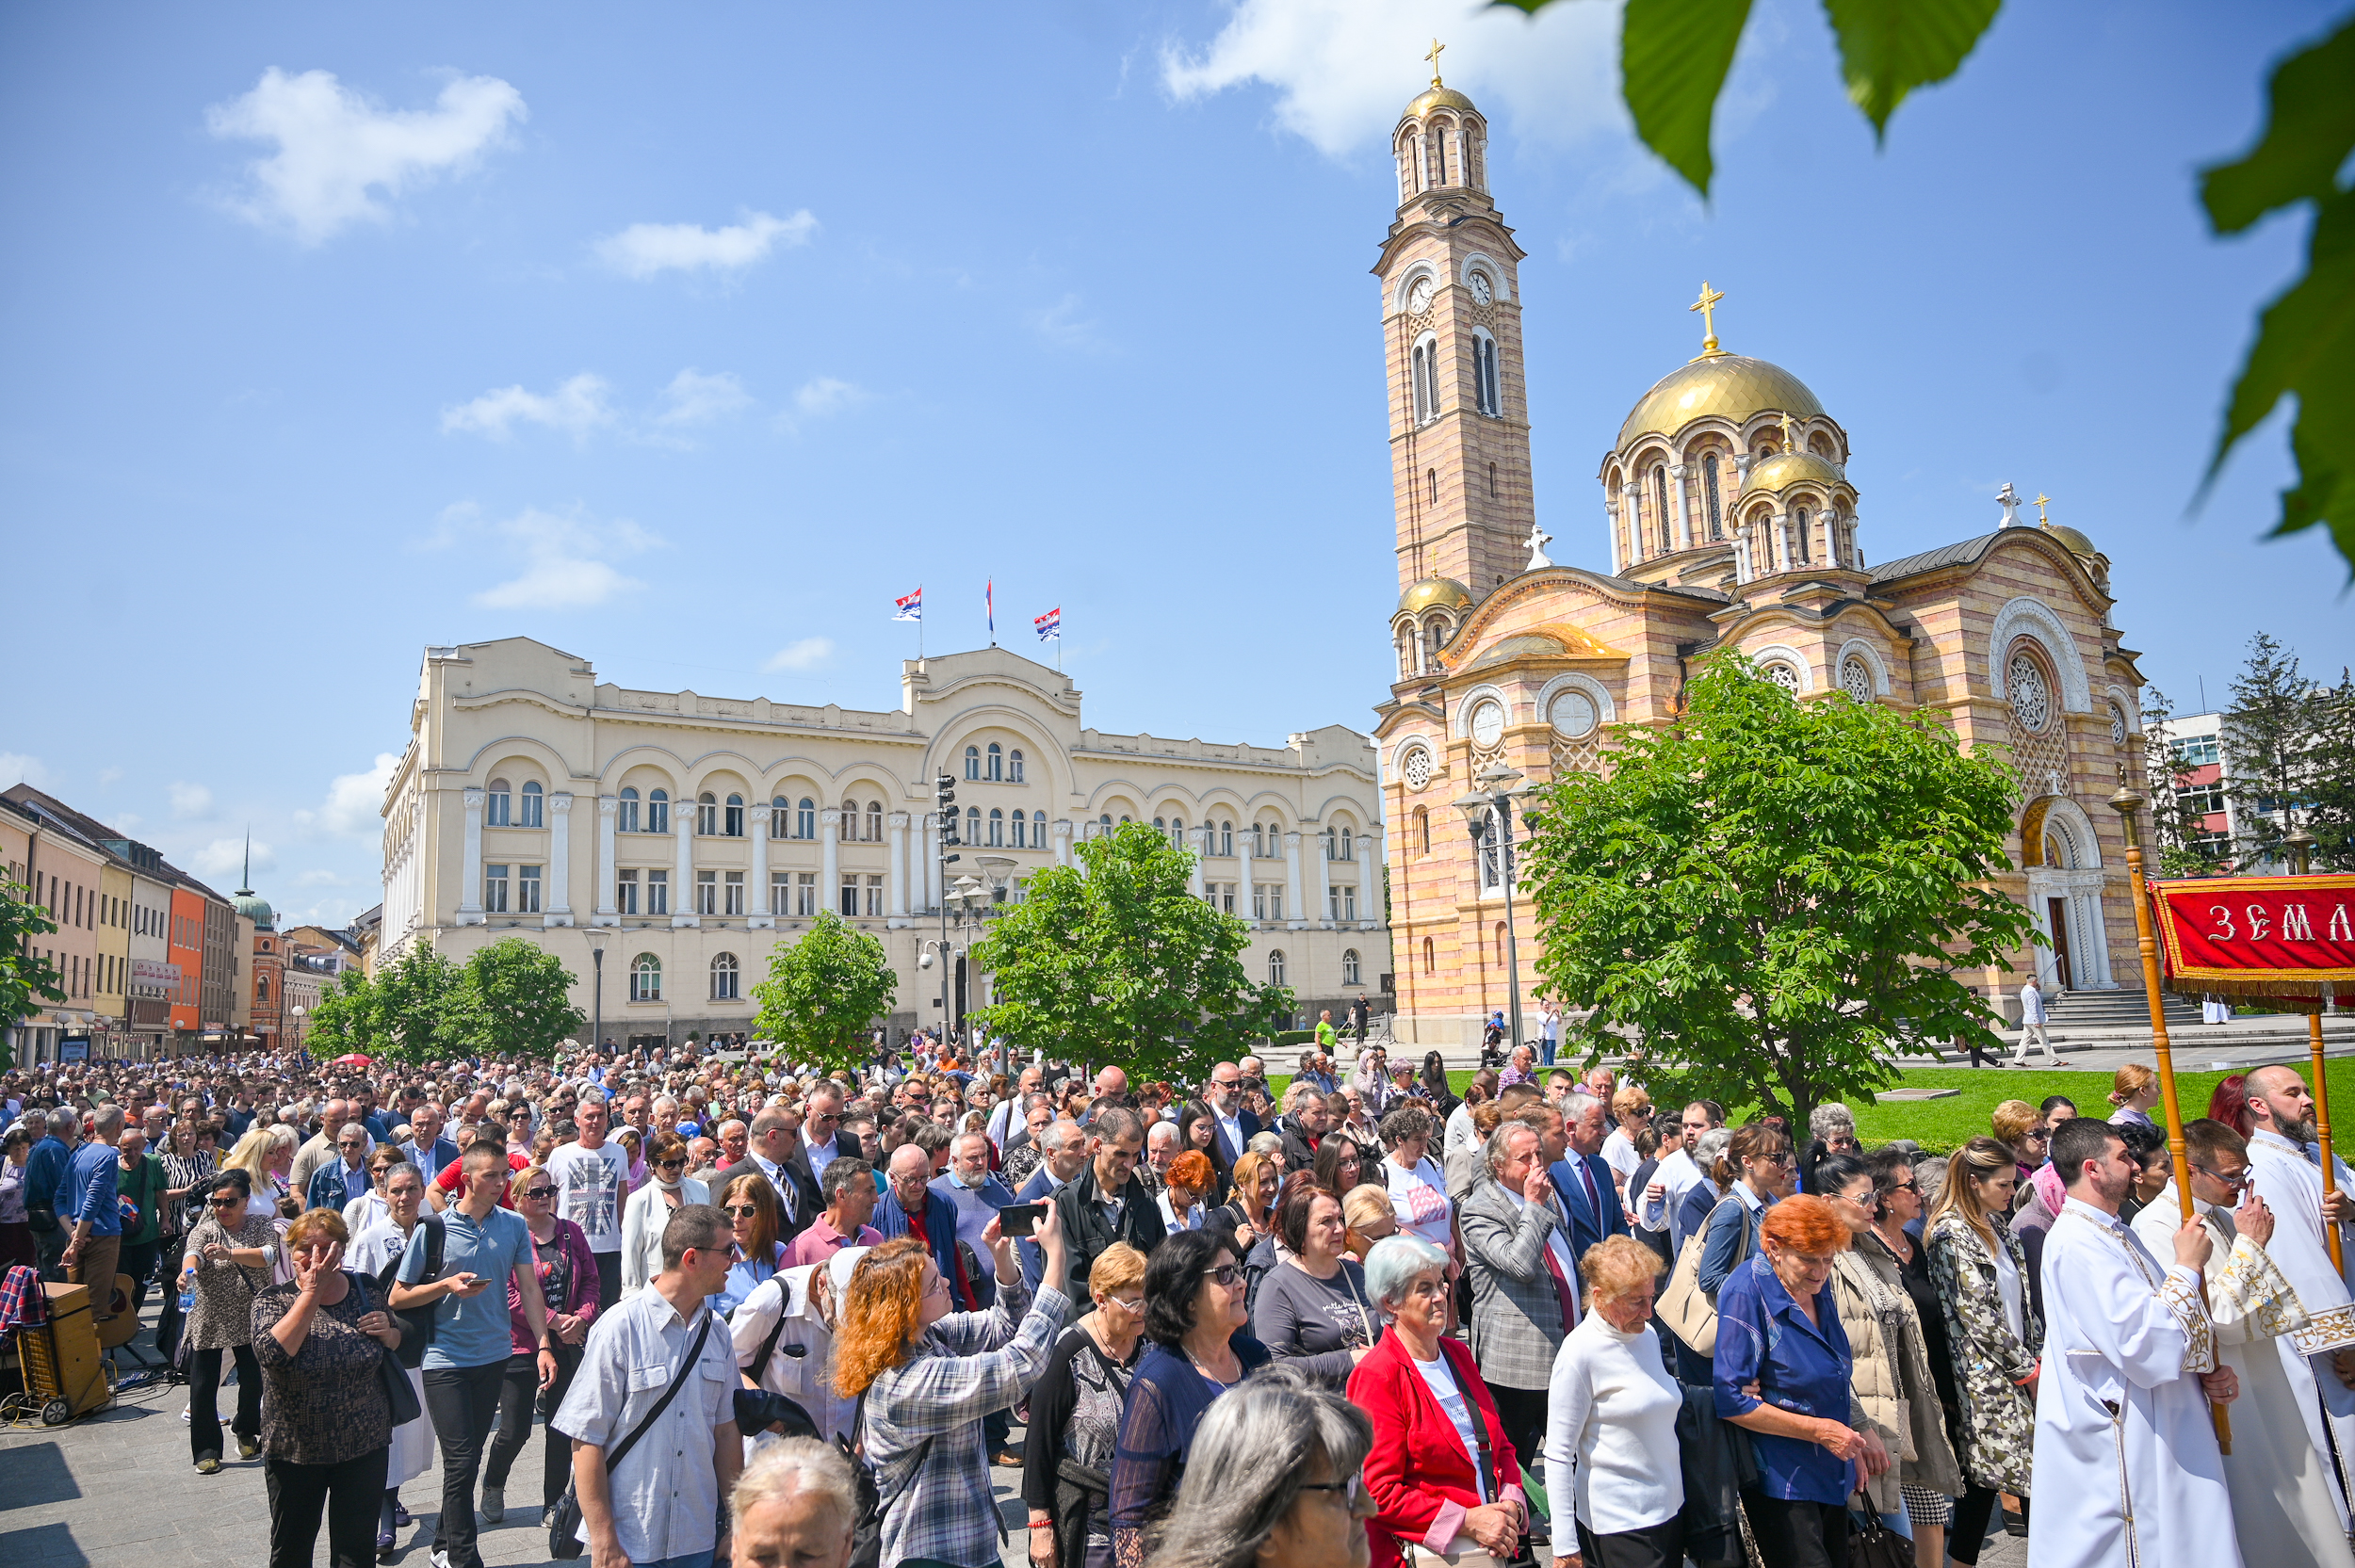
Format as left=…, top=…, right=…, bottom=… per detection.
left=1847, top=1507, right=1910, bottom=1568
left=355, top=1276, right=424, bottom=1427
left=547, top=1313, right=713, bottom=1561
left=377, top=1216, right=442, bottom=1370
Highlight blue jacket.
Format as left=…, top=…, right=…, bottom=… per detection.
left=63, top=1140, right=121, bottom=1236
left=874, top=1185, right=984, bottom=1307
left=1548, top=1151, right=1628, bottom=1260
left=24, top=1136, right=69, bottom=1219
left=1713, top=1253, right=1853, bottom=1503
left=307, top=1157, right=371, bottom=1214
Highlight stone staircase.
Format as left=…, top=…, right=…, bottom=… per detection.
left=2044, top=987, right=2205, bottom=1039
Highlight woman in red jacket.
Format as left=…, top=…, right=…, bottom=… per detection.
left=1349, top=1235, right=1530, bottom=1568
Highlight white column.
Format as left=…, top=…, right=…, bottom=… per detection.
left=1315, top=830, right=1333, bottom=925
left=1356, top=831, right=1379, bottom=925
left=594, top=796, right=618, bottom=923
left=748, top=809, right=773, bottom=929
left=921, top=813, right=938, bottom=912
left=820, top=808, right=841, bottom=915
left=1054, top=819, right=1073, bottom=868
left=1622, top=492, right=1643, bottom=564
left=1773, top=511, right=1792, bottom=573
left=671, top=815, right=697, bottom=929
left=1284, top=832, right=1307, bottom=929
left=1188, top=826, right=1210, bottom=898
left=458, top=788, right=485, bottom=924
left=545, top=793, right=574, bottom=927
left=1669, top=463, right=1691, bottom=552
left=889, top=812, right=910, bottom=917
left=1237, top=832, right=1255, bottom=924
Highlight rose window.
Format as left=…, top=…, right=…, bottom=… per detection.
left=2009, top=655, right=2051, bottom=733
left=1840, top=656, right=1875, bottom=702
left=2109, top=702, right=2128, bottom=744
left=1764, top=662, right=1801, bottom=693
left=1551, top=690, right=1598, bottom=739
left=1401, top=746, right=1433, bottom=791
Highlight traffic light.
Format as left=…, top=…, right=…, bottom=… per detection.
left=936, top=775, right=958, bottom=844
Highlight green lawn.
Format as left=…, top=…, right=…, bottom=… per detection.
left=1287, top=1059, right=2355, bottom=1156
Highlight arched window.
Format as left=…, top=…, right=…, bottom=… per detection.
left=1096, top=813, right=1112, bottom=839
left=1496, top=921, right=1508, bottom=965
left=698, top=793, right=719, bottom=835
left=867, top=801, right=883, bottom=841
left=967, top=806, right=983, bottom=845
left=798, top=799, right=816, bottom=840
left=1473, top=329, right=1501, bottom=416
left=1009, top=749, right=1026, bottom=783
left=1323, top=827, right=1338, bottom=861
left=771, top=796, right=788, bottom=837
left=1033, top=810, right=1048, bottom=848
left=1171, top=816, right=1186, bottom=849
left=1654, top=467, right=1673, bottom=552
left=484, top=778, right=512, bottom=827
left=519, top=781, right=544, bottom=828
left=1427, top=468, right=1439, bottom=507
left=1154, top=816, right=1166, bottom=837
left=1793, top=506, right=1812, bottom=564
left=1489, top=461, right=1499, bottom=499
left=1221, top=820, right=1234, bottom=857
left=2008, top=652, right=2053, bottom=733
left=710, top=953, right=739, bottom=1001
left=964, top=745, right=981, bottom=781
left=255, top=973, right=268, bottom=1003
left=988, top=808, right=1004, bottom=847
left=1703, top=453, right=1724, bottom=538
left=725, top=794, right=744, bottom=836
left=617, top=787, right=640, bottom=833
left=1415, top=806, right=1430, bottom=855
left=1412, top=335, right=1439, bottom=425
left=1340, top=827, right=1354, bottom=861
left=646, top=789, right=669, bottom=834
left=1343, top=948, right=1362, bottom=985
left=1423, top=936, right=1436, bottom=974
left=1268, top=949, right=1287, bottom=987
left=987, top=742, right=1003, bottom=782
left=629, top=954, right=661, bottom=1003
left=1012, top=812, right=1028, bottom=849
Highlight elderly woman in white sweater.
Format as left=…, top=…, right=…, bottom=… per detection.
left=620, top=1131, right=708, bottom=1292
left=1543, top=1235, right=1684, bottom=1568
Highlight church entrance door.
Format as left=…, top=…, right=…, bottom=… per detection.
left=2046, top=898, right=2074, bottom=992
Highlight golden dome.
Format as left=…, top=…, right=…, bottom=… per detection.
left=2041, top=522, right=2100, bottom=558
left=1403, top=85, right=1478, bottom=121
left=1616, top=354, right=1826, bottom=450
left=1466, top=634, right=1567, bottom=670
left=1398, top=576, right=1473, bottom=616
left=1740, top=449, right=1848, bottom=496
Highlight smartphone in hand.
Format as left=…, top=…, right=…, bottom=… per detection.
left=999, top=1203, right=1047, bottom=1237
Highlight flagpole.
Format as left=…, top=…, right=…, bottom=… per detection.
left=2110, top=778, right=2228, bottom=1452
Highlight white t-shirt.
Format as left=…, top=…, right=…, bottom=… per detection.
left=1412, top=1353, right=1492, bottom=1502
left=1601, top=1129, right=1643, bottom=1186
left=547, top=1140, right=630, bottom=1254
left=1385, top=1155, right=1454, bottom=1249
left=1990, top=1224, right=2025, bottom=1342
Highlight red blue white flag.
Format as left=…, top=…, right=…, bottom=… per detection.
left=1034, top=607, right=1061, bottom=642
left=986, top=579, right=995, bottom=639
left=893, top=587, right=921, bottom=622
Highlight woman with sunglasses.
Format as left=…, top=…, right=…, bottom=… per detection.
left=711, top=1171, right=787, bottom=1317
left=1022, top=1241, right=1149, bottom=1568
left=479, top=1162, right=598, bottom=1528
left=178, top=1168, right=282, bottom=1474
left=620, top=1131, right=708, bottom=1293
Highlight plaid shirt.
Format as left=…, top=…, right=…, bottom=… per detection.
left=0, top=1264, right=47, bottom=1332
left=864, top=1275, right=1071, bottom=1568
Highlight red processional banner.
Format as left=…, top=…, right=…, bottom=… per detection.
left=2149, top=872, right=2355, bottom=997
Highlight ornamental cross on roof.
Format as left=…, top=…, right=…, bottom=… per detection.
left=2036, top=492, right=2052, bottom=525
left=1690, top=281, right=1725, bottom=358
left=1425, top=38, right=1445, bottom=89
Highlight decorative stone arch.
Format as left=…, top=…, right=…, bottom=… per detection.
left=1456, top=252, right=1513, bottom=302
left=919, top=704, right=1064, bottom=793
left=458, top=735, right=572, bottom=784
left=1532, top=672, right=1616, bottom=733
left=1449, top=683, right=1514, bottom=740
left=1390, top=261, right=1443, bottom=315
left=1744, top=643, right=1816, bottom=694
left=2021, top=793, right=2117, bottom=989
left=1988, top=596, right=2091, bottom=714
left=2104, top=683, right=2142, bottom=737
left=2022, top=794, right=2103, bottom=867
left=1832, top=638, right=1893, bottom=699
left=601, top=745, right=687, bottom=793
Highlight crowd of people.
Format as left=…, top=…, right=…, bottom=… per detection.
left=6, top=1040, right=2355, bottom=1568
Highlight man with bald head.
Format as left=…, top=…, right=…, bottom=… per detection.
left=1093, top=1064, right=1129, bottom=1106
left=2241, top=1063, right=2355, bottom=1477
left=289, top=1096, right=355, bottom=1202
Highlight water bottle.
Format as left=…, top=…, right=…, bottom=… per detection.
left=179, top=1277, right=196, bottom=1315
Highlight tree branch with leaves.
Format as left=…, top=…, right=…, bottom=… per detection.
left=1, top=880, right=68, bottom=1073
left=749, top=912, right=899, bottom=1075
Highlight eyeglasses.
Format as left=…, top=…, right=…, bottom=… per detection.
left=724, top=1204, right=762, bottom=1217
left=1299, top=1475, right=1373, bottom=1511
left=1626, top=1106, right=1654, bottom=1119
left=2023, top=1129, right=2050, bottom=1142
left=1200, top=1264, right=1243, bottom=1287
left=1102, top=1293, right=1145, bottom=1314
left=1889, top=1179, right=1920, bottom=1194
left=206, top=1196, right=240, bottom=1208
left=2191, top=1162, right=2251, bottom=1190
left=1756, top=1151, right=1795, bottom=1166
left=656, top=1158, right=686, bottom=1170
left=520, top=1186, right=557, bottom=1200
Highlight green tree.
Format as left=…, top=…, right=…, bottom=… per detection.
left=749, top=911, right=898, bottom=1075
left=305, top=967, right=375, bottom=1059
left=449, top=938, right=585, bottom=1062
left=2141, top=687, right=2218, bottom=878
left=368, top=942, right=466, bottom=1063
left=2301, top=669, right=2355, bottom=869
left=1502, top=0, right=2354, bottom=578
left=1520, top=655, right=2033, bottom=1134
left=1, top=879, right=68, bottom=1073
left=2221, top=632, right=2321, bottom=861
left=970, top=821, right=1291, bottom=1083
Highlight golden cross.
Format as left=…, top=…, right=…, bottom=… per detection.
left=1779, top=410, right=1795, bottom=451
left=1425, top=38, right=1446, bottom=88
left=1689, top=280, right=1725, bottom=356
left=2035, top=492, right=2052, bottom=525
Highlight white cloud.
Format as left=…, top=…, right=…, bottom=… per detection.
left=793, top=377, right=866, bottom=417
left=295, top=868, right=349, bottom=888
left=191, top=837, right=271, bottom=878
left=1027, top=294, right=1106, bottom=352
left=1161, top=0, right=1622, bottom=158
left=170, top=782, right=215, bottom=820
left=655, top=369, right=752, bottom=428
left=441, top=373, right=616, bottom=441
left=593, top=208, right=817, bottom=279
left=205, top=68, right=526, bottom=244
left=763, top=638, right=835, bottom=673
left=96, top=766, right=123, bottom=786
left=0, top=752, right=57, bottom=791
left=460, top=506, right=661, bottom=610
left=294, top=753, right=399, bottom=837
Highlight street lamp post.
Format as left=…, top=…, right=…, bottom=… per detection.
left=290, top=1004, right=307, bottom=1063
left=589, top=929, right=608, bottom=1054
left=1455, top=762, right=1530, bottom=1059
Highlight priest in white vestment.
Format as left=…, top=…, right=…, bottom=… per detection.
left=2031, top=1117, right=2243, bottom=1568
left=2242, top=1066, right=2355, bottom=1524
left=2132, top=1117, right=2355, bottom=1567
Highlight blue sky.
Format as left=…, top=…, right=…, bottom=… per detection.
left=3, top=0, right=2347, bottom=927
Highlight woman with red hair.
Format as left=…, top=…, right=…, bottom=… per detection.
left=2210, top=1073, right=2252, bottom=1139
left=1713, top=1189, right=1891, bottom=1568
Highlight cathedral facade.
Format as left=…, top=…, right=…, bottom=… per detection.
left=1371, top=72, right=2148, bottom=1047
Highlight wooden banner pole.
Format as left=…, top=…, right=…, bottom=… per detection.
left=2110, top=782, right=2227, bottom=1451
left=2317, top=982, right=2343, bottom=1275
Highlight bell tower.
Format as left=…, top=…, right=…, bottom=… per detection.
left=1375, top=47, right=1537, bottom=600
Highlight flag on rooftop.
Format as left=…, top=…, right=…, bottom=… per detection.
left=1034, top=607, right=1061, bottom=642
left=893, top=588, right=922, bottom=622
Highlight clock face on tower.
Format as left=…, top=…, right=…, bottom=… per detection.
left=1470, top=271, right=1492, bottom=305
left=1406, top=278, right=1435, bottom=315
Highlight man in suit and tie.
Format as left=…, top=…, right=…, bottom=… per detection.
left=1199, top=1062, right=1261, bottom=1167
left=1531, top=1095, right=1628, bottom=1264
left=746, top=1107, right=824, bottom=1246
left=1459, top=1118, right=1582, bottom=1479
left=1012, top=1119, right=1093, bottom=1291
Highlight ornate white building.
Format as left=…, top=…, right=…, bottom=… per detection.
left=380, top=638, right=1390, bottom=1047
